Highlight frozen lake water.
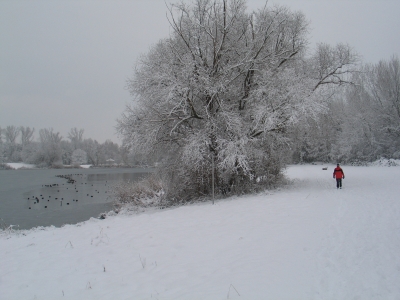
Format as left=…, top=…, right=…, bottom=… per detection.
left=0, top=168, right=150, bottom=229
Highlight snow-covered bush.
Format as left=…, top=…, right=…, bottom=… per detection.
left=71, top=149, right=88, bottom=166
left=112, top=175, right=164, bottom=211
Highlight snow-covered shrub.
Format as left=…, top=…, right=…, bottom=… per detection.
left=392, top=151, right=400, bottom=160
left=112, top=174, right=164, bottom=211
left=0, top=163, right=13, bottom=170
left=71, top=149, right=88, bottom=166
left=370, top=158, right=400, bottom=167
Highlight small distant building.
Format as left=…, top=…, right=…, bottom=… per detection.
left=106, top=158, right=115, bottom=166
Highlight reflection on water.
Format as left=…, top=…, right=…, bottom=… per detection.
left=0, top=168, right=150, bottom=230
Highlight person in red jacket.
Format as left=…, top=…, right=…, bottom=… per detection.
left=333, top=163, right=345, bottom=189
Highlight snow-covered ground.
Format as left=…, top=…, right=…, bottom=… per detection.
left=1, top=164, right=400, bottom=300
left=5, top=163, right=36, bottom=169
left=80, top=164, right=93, bottom=169
left=4, top=163, right=94, bottom=169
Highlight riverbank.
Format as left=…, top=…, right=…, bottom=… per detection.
left=2, top=164, right=399, bottom=299
left=1, top=162, right=149, bottom=170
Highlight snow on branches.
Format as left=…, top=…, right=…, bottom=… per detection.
left=118, top=0, right=358, bottom=200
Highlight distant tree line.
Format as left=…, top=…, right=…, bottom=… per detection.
left=117, top=0, right=400, bottom=202
left=290, top=55, right=400, bottom=164
left=0, top=127, right=139, bottom=168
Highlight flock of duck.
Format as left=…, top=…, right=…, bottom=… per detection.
left=27, top=173, right=110, bottom=210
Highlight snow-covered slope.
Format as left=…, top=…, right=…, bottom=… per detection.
left=1, top=164, right=400, bottom=300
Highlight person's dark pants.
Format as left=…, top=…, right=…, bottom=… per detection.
left=336, top=179, right=342, bottom=188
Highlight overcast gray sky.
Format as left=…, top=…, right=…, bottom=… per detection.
left=1, top=0, right=399, bottom=143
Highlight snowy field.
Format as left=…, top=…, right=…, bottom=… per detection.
left=1, top=164, right=400, bottom=300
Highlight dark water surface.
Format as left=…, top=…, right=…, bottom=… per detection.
left=0, top=168, right=150, bottom=230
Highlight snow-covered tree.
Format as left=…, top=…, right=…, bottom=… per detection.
left=118, top=0, right=358, bottom=200
left=60, top=140, right=73, bottom=165
left=3, top=125, right=19, bottom=144
left=101, top=140, right=120, bottom=164
left=3, top=125, right=20, bottom=161
left=335, top=55, right=400, bottom=162
left=0, top=125, right=123, bottom=167
left=37, top=128, right=63, bottom=166
left=71, top=149, right=88, bottom=165
left=0, top=127, right=4, bottom=163
left=19, top=126, right=35, bottom=162
left=20, top=142, right=39, bottom=164
left=20, top=126, right=34, bottom=147
left=366, top=56, right=400, bottom=154
left=82, top=138, right=103, bottom=166
left=68, top=128, right=84, bottom=150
